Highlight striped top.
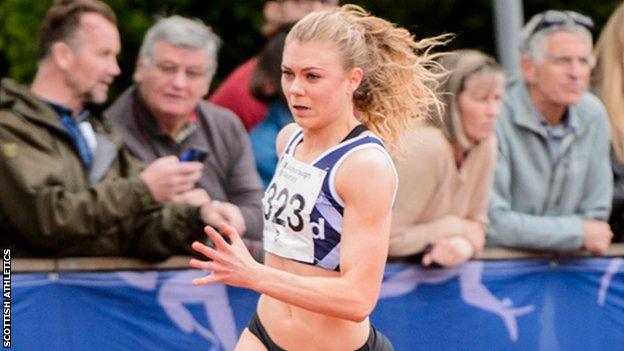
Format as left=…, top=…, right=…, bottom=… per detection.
left=263, top=127, right=395, bottom=271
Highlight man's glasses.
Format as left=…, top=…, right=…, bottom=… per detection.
left=154, top=61, right=210, bottom=81
left=530, top=10, right=594, bottom=37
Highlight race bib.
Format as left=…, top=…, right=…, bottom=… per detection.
left=263, top=154, right=327, bottom=263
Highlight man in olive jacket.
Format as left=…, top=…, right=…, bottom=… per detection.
left=0, top=0, right=215, bottom=261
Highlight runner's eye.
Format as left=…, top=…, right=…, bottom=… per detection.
left=306, top=73, right=320, bottom=81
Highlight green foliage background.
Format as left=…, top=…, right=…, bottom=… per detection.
left=0, top=0, right=621, bottom=101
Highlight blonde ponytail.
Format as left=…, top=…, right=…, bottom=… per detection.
left=287, top=4, right=450, bottom=151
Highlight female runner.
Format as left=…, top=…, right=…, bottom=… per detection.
left=190, top=5, right=446, bottom=350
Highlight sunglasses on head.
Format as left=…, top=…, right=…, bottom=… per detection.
left=530, top=10, right=594, bottom=37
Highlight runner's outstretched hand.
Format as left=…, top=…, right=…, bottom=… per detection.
left=190, top=223, right=262, bottom=289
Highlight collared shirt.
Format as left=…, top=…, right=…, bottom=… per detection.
left=173, top=118, right=199, bottom=144
left=487, top=77, right=613, bottom=251
left=129, top=96, right=206, bottom=160
left=539, top=110, right=576, bottom=164
left=104, top=86, right=265, bottom=240
left=46, top=101, right=94, bottom=169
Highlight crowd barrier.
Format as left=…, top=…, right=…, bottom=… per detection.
left=5, top=244, right=624, bottom=350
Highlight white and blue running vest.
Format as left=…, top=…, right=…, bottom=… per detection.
left=262, top=126, right=395, bottom=271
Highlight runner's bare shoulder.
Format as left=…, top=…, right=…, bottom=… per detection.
left=275, top=123, right=300, bottom=157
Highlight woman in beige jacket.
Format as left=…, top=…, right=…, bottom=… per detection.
left=390, top=50, right=505, bottom=267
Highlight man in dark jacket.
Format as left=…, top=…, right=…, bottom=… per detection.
left=104, top=16, right=264, bottom=243
left=0, top=0, right=216, bottom=261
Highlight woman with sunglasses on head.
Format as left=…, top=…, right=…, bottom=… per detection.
left=593, top=2, right=624, bottom=243
left=389, top=50, right=505, bottom=267
left=190, top=5, right=447, bottom=350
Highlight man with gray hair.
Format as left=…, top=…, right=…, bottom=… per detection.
left=105, top=16, right=264, bottom=243
left=0, top=0, right=220, bottom=261
left=487, top=10, right=614, bottom=254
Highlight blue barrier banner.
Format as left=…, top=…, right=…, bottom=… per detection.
left=10, top=258, right=624, bottom=350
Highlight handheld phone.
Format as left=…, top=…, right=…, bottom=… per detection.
left=180, top=149, right=208, bottom=162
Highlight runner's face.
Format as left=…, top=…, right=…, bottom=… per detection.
left=281, top=40, right=359, bottom=130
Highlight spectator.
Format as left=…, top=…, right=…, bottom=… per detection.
left=209, top=0, right=338, bottom=131
left=0, top=0, right=217, bottom=261
left=104, top=16, right=264, bottom=241
left=487, top=10, right=613, bottom=254
left=389, top=50, right=505, bottom=267
left=248, top=23, right=294, bottom=187
left=593, top=2, right=624, bottom=242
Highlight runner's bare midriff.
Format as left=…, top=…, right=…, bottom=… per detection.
left=257, top=253, right=371, bottom=351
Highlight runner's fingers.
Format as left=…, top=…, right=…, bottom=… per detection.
left=192, top=274, right=220, bottom=286
left=219, top=222, right=242, bottom=244
left=203, top=225, right=231, bottom=251
left=191, top=240, right=221, bottom=260
left=191, top=260, right=229, bottom=285
left=422, top=254, right=433, bottom=266
left=189, top=258, right=213, bottom=271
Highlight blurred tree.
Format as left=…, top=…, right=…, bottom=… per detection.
left=355, top=0, right=496, bottom=54
left=523, top=0, right=622, bottom=35
left=0, top=0, right=621, bottom=103
left=0, top=0, right=50, bottom=83
left=0, top=0, right=266, bottom=100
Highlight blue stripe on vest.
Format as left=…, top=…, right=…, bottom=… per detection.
left=275, top=128, right=389, bottom=271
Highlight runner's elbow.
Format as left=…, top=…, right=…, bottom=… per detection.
left=343, top=296, right=375, bottom=322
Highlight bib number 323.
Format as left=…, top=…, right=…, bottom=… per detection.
left=262, top=154, right=326, bottom=263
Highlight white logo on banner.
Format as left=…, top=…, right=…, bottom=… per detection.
left=598, top=258, right=623, bottom=306
left=379, top=261, right=534, bottom=342
left=118, top=271, right=237, bottom=351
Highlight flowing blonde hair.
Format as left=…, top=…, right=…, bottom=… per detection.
left=285, top=4, right=449, bottom=151
left=594, top=2, right=624, bottom=163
